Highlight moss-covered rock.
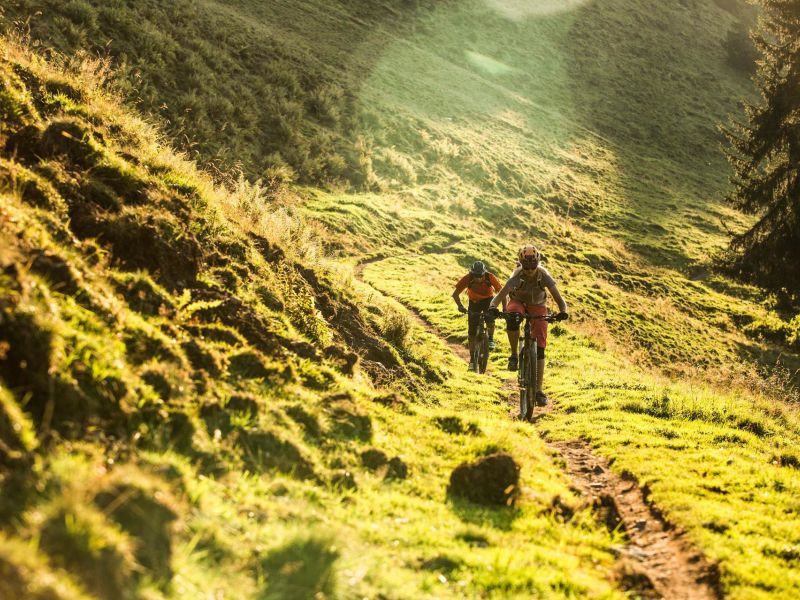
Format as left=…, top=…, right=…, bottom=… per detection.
left=448, top=453, right=520, bottom=506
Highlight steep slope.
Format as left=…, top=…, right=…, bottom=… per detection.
left=0, top=38, right=643, bottom=599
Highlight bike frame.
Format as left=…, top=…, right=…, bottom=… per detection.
left=491, top=311, right=558, bottom=421
left=466, top=309, right=490, bottom=374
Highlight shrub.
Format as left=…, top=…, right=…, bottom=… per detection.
left=374, top=147, right=417, bottom=186
left=381, top=308, right=411, bottom=349
left=307, top=83, right=344, bottom=126
left=726, top=21, right=759, bottom=73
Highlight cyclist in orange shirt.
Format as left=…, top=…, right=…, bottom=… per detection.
left=452, top=261, right=504, bottom=370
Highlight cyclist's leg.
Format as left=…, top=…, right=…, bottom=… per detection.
left=536, top=346, right=545, bottom=392
left=506, top=300, right=525, bottom=370
left=467, top=301, right=480, bottom=366
left=526, top=306, right=549, bottom=404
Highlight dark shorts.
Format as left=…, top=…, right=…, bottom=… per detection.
left=468, top=298, right=492, bottom=336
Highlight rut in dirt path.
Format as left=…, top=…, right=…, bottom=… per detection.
left=529, top=398, right=722, bottom=599
left=355, top=255, right=721, bottom=599
left=549, top=439, right=722, bottom=600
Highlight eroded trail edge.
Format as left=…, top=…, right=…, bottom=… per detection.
left=548, top=439, right=721, bottom=600
left=354, top=257, right=470, bottom=361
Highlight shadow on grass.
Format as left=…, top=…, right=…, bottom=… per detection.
left=447, top=497, right=521, bottom=531
left=257, top=534, right=339, bottom=600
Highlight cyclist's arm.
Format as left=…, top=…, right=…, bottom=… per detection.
left=490, top=269, right=521, bottom=310
left=489, top=274, right=507, bottom=310
left=489, top=282, right=512, bottom=309
left=547, top=284, right=568, bottom=314
left=452, top=287, right=465, bottom=310
left=453, top=275, right=469, bottom=310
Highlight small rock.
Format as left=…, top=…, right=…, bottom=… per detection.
left=625, top=547, right=651, bottom=561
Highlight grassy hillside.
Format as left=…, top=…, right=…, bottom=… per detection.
left=0, top=0, right=440, bottom=185
left=3, top=0, right=800, bottom=598
left=0, top=38, right=642, bottom=599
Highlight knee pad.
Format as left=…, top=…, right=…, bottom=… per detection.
left=537, top=346, right=545, bottom=360
left=506, top=314, right=522, bottom=332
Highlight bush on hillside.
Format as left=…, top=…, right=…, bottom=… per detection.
left=725, top=21, right=758, bottom=73
left=381, top=309, right=411, bottom=349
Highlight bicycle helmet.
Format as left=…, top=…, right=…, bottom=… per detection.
left=470, top=261, right=487, bottom=276
left=518, top=245, right=540, bottom=269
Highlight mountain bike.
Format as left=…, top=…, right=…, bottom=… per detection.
left=489, top=311, right=559, bottom=421
left=467, top=309, right=491, bottom=374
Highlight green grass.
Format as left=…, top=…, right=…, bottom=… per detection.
left=2, top=0, right=800, bottom=598
left=0, top=37, right=633, bottom=599
left=352, top=233, right=800, bottom=597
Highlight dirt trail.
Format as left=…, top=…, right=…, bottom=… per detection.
left=355, top=256, right=470, bottom=361
left=550, top=437, right=721, bottom=599
left=354, top=255, right=721, bottom=600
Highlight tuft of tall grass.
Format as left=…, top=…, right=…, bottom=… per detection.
left=221, top=173, right=325, bottom=263
left=381, top=308, right=411, bottom=349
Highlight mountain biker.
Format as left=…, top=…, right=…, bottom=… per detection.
left=452, top=261, right=504, bottom=370
left=489, top=245, right=568, bottom=406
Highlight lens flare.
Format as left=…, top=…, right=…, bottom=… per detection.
left=485, top=0, right=589, bottom=20
left=464, top=50, right=514, bottom=76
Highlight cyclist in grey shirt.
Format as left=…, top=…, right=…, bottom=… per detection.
left=489, top=245, right=568, bottom=405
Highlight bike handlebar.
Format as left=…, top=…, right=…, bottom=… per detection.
left=462, top=309, right=566, bottom=323
left=488, top=311, right=561, bottom=323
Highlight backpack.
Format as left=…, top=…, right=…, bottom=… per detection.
left=468, top=273, right=492, bottom=290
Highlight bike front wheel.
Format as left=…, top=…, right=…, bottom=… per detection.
left=523, top=345, right=538, bottom=421
left=518, top=340, right=528, bottom=419
left=477, top=331, right=489, bottom=373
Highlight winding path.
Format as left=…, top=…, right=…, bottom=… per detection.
left=354, top=255, right=721, bottom=600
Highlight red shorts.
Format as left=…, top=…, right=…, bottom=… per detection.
left=506, top=301, right=548, bottom=348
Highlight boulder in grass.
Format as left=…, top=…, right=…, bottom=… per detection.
left=385, top=456, right=408, bottom=481
left=447, top=452, right=520, bottom=506
left=361, top=448, right=389, bottom=471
